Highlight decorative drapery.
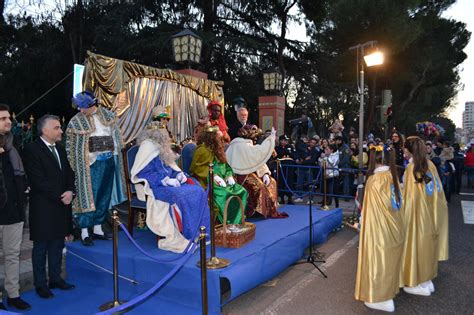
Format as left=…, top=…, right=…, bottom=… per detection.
left=82, top=51, right=225, bottom=143
left=116, top=78, right=210, bottom=144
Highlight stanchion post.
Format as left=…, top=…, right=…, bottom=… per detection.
left=203, top=164, right=230, bottom=269
left=199, top=226, right=208, bottom=315
left=322, top=161, right=330, bottom=210
left=209, top=164, right=216, bottom=259
left=100, top=210, right=127, bottom=311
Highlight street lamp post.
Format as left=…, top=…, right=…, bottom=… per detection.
left=171, top=29, right=203, bottom=66
left=349, top=41, right=384, bottom=205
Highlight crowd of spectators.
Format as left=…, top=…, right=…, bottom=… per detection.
left=266, top=122, right=467, bottom=206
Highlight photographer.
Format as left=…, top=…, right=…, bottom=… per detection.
left=290, top=114, right=314, bottom=142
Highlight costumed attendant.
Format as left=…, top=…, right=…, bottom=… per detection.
left=130, top=119, right=210, bottom=253
left=67, top=91, right=127, bottom=246
left=226, top=125, right=288, bottom=219
left=190, top=125, right=248, bottom=224
left=207, top=100, right=231, bottom=144
left=432, top=165, right=449, bottom=263
left=401, top=136, right=446, bottom=296
left=355, top=145, right=404, bottom=312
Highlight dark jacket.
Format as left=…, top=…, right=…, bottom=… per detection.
left=302, top=146, right=321, bottom=165
left=0, top=161, right=5, bottom=209
left=0, top=151, right=27, bottom=225
left=338, top=143, right=351, bottom=168
left=275, top=144, right=297, bottom=160
left=23, top=138, right=75, bottom=241
left=228, top=120, right=251, bottom=140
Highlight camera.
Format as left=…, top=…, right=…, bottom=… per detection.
left=289, top=116, right=308, bottom=126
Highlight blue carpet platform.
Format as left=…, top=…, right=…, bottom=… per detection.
left=12, top=205, right=342, bottom=315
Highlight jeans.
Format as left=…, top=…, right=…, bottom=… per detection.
left=466, top=166, right=474, bottom=187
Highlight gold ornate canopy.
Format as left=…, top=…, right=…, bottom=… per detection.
left=82, top=51, right=225, bottom=143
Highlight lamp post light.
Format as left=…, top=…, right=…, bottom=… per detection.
left=348, top=40, right=384, bottom=205
left=171, top=29, right=203, bottom=65
left=263, top=69, right=283, bottom=93
left=259, top=69, right=285, bottom=136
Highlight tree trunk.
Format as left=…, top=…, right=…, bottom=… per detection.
left=0, top=0, right=5, bottom=24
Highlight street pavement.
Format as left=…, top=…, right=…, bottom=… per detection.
left=223, top=191, right=474, bottom=314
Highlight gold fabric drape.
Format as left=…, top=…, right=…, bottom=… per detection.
left=114, top=77, right=210, bottom=144
left=82, top=51, right=224, bottom=143
left=354, top=169, right=405, bottom=303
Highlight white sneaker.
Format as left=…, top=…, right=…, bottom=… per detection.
left=420, top=280, right=435, bottom=293
left=293, top=198, right=304, bottom=203
left=403, top=285, right=431, bottom=296
left=364, top=299, right=395, bottom=312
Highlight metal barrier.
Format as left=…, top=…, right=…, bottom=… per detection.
left=276, top=162, right=365, bottom=200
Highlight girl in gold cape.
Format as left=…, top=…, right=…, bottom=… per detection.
left=355, top=145, right=404, bottom=313
left=400, top=136, right=448, bottom=297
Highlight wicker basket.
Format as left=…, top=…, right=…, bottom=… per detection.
left=215, top=195, right=256, bottom=248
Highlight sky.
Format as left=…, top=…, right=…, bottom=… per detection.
left=4, top=0, right=473, bottom=127
left=442, top=0, right=474, bottom=127
left=284, top=2, right=474, bottom=128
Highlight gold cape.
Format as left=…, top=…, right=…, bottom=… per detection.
left=427, top=161, right=449, bottom=261
left=400, top=162, right=439, bottom=287
left=355, top=168, right=405, bottom=303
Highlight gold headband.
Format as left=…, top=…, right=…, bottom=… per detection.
left=369, top=144, right=384, bottom=152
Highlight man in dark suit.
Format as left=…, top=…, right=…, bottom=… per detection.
left=228, top=107, right=251, bottom=140
left=23, top=115, right=76, bottom=299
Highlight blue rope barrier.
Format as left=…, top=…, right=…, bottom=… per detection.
left=117, top=181, right=209, bottom=263
left=279, top=164, right=322, bottom=198
left=95, top=178, right=212, bottom=314
left=278, top=163, right=362, bottom=200
left=96, top=242, right=197, bottom=315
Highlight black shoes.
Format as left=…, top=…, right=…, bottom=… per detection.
left=92, top=232, right=112, bottom=240
left=7, top=297, right=31, bottom=310
left=36, top=286, right=54, bottom=299
left=81, top=236, right=94, bottom=246
left=49, top=280, right=75, bottom=290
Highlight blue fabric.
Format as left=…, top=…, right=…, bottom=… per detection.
left=137, top=156, right=210, bottom=239
left=75, top=157, right=114, bottom=228
left=130, top=198, right=147, bottom=209
left=108, top=155, right=128, bottom=209
left=181, top=143, right=197, bottom=174
left=18, top=205, right=342, bottom=315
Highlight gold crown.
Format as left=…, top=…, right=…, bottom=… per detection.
left=369, top=144, right=384, bottom=152
left=206, top=126, right=219, bottom=133
left=146, top=121, right=167, bottom=130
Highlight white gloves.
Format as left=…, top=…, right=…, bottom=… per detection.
left=262, top=174, right=270, bottom=186
left=161, top=177, right=181, bottom=187
left=176, top=172, right=187, bottom=184
left=226, top=176, right=236, bottom=186
left=271, top=127, right=276, bottom=137
left=214, top=175, right=227, bottom=187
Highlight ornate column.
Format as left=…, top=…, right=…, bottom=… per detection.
left=258, top=95, right=285, bottom=136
